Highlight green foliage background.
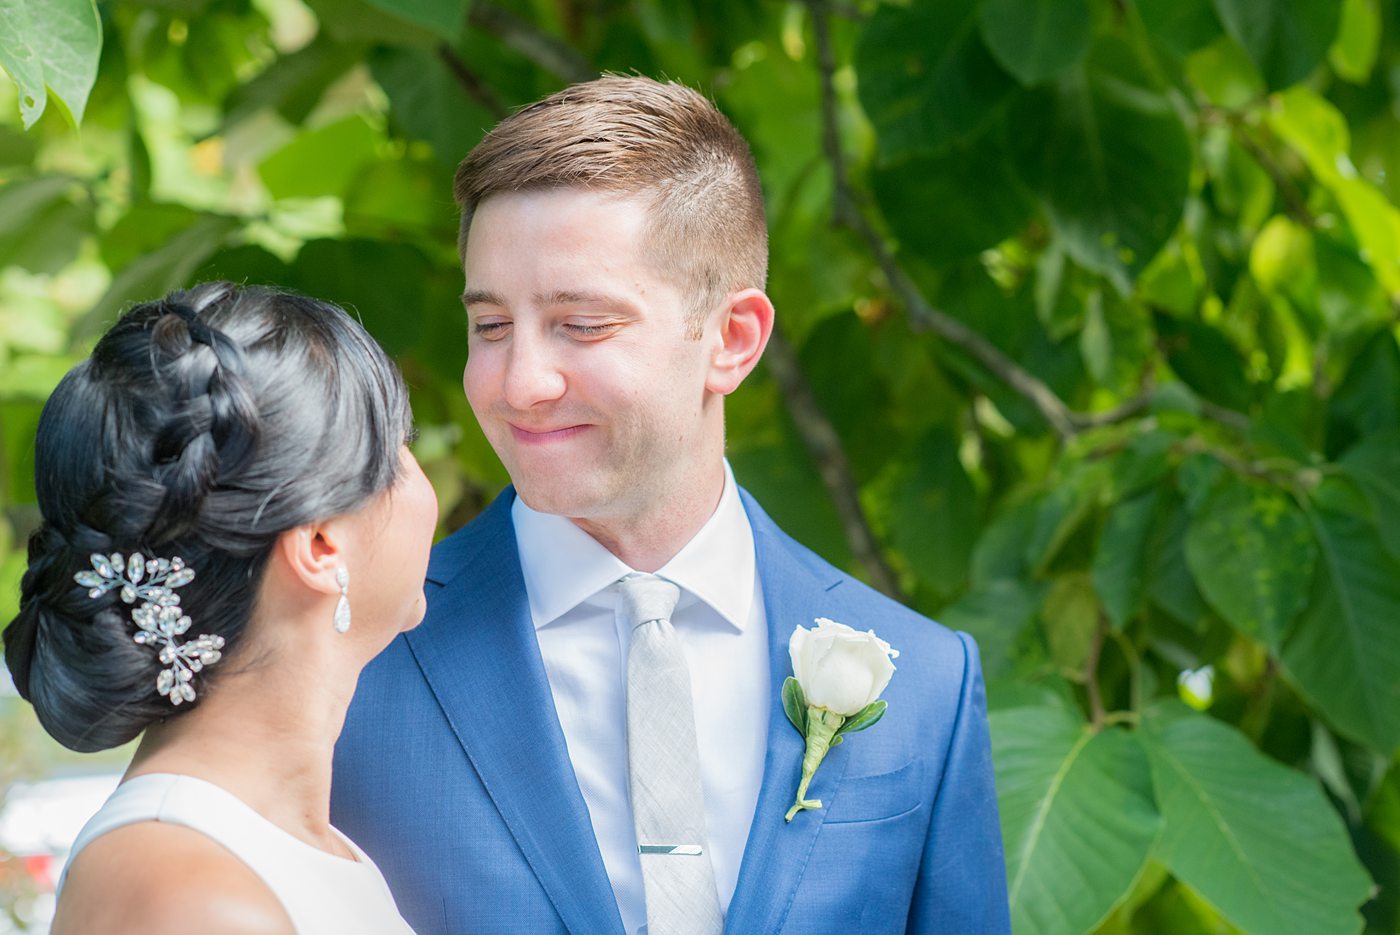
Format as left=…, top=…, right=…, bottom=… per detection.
left=2, top=0, right=1399, bottom=932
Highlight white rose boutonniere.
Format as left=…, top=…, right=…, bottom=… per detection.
left=783, top=617, right=899, bottom=821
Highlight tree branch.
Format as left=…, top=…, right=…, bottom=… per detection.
left=763, top=327, right=907, bottom=600
left=808, top=0, right=1079, bottom=439
left=437, top=45, right=510, bottom=119
left=468, top=1, right=597, bottom=84
left=808, top=0, right=1257, bottom=441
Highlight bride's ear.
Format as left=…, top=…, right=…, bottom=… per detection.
left=272, top=522, right=345, bottom=598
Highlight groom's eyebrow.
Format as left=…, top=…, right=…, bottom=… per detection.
left=536, top=289, right=633, bottom=311
left=461, top=288, right=504, bottom=308
left=461, top=288, right=638, bottom=313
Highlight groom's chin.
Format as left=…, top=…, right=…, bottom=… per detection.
left=512, top=479, right=595, bottom=519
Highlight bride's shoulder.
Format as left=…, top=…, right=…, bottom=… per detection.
left=53, top=821, right=295, bottom=935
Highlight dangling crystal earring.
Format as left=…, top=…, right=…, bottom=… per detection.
left=333, top=566, right=351, bottom=633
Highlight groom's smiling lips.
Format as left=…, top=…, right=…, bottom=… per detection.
left=508, top=422, right=592, bottom=444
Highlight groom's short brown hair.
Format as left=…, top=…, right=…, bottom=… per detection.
left=452, top=75, right=768, bottom=326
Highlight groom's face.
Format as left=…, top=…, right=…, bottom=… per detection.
left=461, top=187, right=720, bottom=523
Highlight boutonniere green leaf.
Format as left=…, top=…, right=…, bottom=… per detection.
left=783, top=617, right=899, bottom=821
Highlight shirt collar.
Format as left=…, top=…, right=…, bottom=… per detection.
left=511, top=460, right=755, bottom=632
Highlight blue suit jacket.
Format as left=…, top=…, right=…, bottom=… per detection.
left=331, top=487, right=1011, bottom=934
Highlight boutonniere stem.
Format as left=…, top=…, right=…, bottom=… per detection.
left=783, top=618, right=899, bottom=822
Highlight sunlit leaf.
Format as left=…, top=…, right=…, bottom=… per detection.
left=258, top=116, right=381, bottom=200
left=992, top=707, right=1161, bottom=935
left=222, top=32, right=365, bottom=130
left=0, top=174, right=93, bottom=273
left=1268, top=87, right=1400, bottom=294
left=0, top=0, right=101, bottom=128
left=1041, top=572, right=1100, bottom=671
left=1329, top=0, right=1380, bottom=84
left=1144, top=704, right=1374, bottom=934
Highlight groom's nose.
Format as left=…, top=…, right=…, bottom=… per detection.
left=502, top=332, right=567, bottom=410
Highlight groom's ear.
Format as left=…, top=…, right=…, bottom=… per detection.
left=705, top=287, right=774, bottom=396
left=273, top=522, right=345, bottom=598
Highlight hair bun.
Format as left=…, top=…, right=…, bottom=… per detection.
left=4, top=524, right=161, bottom=752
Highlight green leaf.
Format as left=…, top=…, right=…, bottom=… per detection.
left=1154, top=312, right=1253, bottom=412
left=1023, top=464, right=1106, bottom=575
left=836, top=700, right=886, bottom=736
left=978, top=0, right=1092, bottom=86
left=1328, top=0, right=1380, bottom=84
left=258, top=116, right=381, bottom=201
left=1337, top=430, right=1400, bottom=561
left=1147, top=496, right=1213, bottom=629
left=797, top=312, right=897, bottom=483
left=879, top=428, right=977, bottom=604
left=1136, top=0, right=1225, bottom=61
left=991, top=707, right=1161, bottom=935
left=1327, top=329, right=1400, bottom=455
left=1185, top=34, right=1267, bottom=108
left=0, top=0, right=101, bottom=128
left=77, top=214, right=242, bottom=339
left=1267, top=87, right=1400, bottom=295
left=287, top=239, right=430, bottom=356
left=872, top=124, right=1034, bottom=264
left=937, top=577, right=1045, bottom=681
left=1011, top=36, right=1192, bottom=287
left=370, top=45, right=495, bottom=163
left=1184, top=474, right=1316, bottom=647
left=195, top=244, right=292, bottom=290
left=0, top=0, right=44, bottom=127
left=221, top=32, right=364, bottom=130
left=855, top=0, right=1016, bottom=161
left=1249, top=215, right=1315, bottom=303
left=1143, top=705, right=1374, bottom=934
left=0, top=174, right=93, bottom=273
left=1211, top=0, right=1342, bottom=90
left=1042, top=572, right=1100, bottom=671
left=364, top=0, right=467, bottom=40
left=782, top=676, right=806, bottom=734
left=1093, top=486, right=1168, bottom=630
left=0, top=398, right=44, bottom=504
left=1283, top=489, right=1400, bottom=754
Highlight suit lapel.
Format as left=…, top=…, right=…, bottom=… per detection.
left=404, top=491, right=625, bottom=935
left=724, top=491, right=853, bottom=934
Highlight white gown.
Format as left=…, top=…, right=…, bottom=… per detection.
left=58, top=773, right=416, bottom=934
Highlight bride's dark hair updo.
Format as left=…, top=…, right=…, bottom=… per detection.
left=3, top=282, right=412, bottom=752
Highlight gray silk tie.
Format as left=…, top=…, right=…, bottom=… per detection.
left=620, top=574, right=725, bottom=935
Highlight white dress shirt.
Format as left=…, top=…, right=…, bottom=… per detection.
left=512, top=461, right=770, bottom=935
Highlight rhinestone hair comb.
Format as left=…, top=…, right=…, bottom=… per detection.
left=75, top=552, right=225, bottom=705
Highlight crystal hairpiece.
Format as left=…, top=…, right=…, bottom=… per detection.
left=74, top=552, right=225, bottom=706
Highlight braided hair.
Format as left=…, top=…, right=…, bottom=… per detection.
left=3, top=282, right=412, bottom=752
